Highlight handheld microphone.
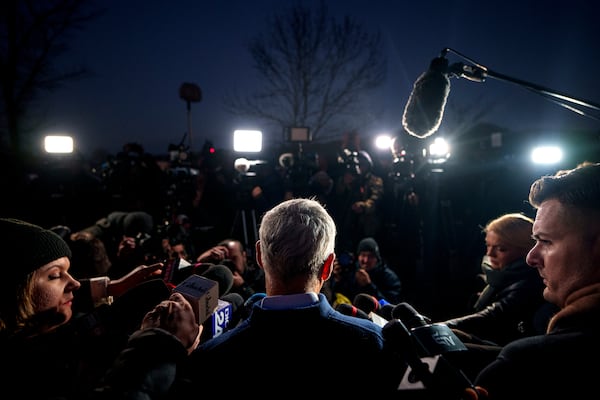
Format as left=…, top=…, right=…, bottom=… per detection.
left=402, top=56, right=451, bottom=139
left=335, top=303, right=371, bottom=320
left=353, top=293, right=394, bottom=320
left=383, top=319, right=438, bottom=390
left=392, top=302, right=467, bottom=356
left=200, top=264, right=234, bottom=297
left=172, top=274, right=220, bottom=325
left=392, top=301, right=431, bottom=326
left=383, top=319, right=482, bottom=399
left=202, top=292, right=245, bottom=339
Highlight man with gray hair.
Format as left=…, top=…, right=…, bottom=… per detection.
left=91, top=198, right=401, bottom=398
left=187, top=197, right=398, bottom=396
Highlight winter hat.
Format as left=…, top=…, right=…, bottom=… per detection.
left=1, top=218, right=72, bottom=286
left=356, top=237, right=381, bottom=261
left=123, top=211, right=154, bottom=237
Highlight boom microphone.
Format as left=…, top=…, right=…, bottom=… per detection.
left=402, top=56, right=451, bottom=139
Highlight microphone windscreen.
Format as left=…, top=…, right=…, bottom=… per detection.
left=382, top=318, right=414, bottom=351
left=191, top=262, right=215, bottom=275
left=201, top=264, right=233, bottom=297
left=392, top=302, right=430, bottom=328
left=402, top=57, right=450, bottom=139
left=379, top=304, right=395, bottom=321
left=219, top=292, right=245, bottom=330
left=353, top=293, right=381, bottom=314
left=220, top=292, right=244, bottom=312
left=336, top=303, right=371, bottom=320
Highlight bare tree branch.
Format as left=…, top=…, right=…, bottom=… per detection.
left=0, top=0, right=104, bottom=155
left=223, top=1, right=386, bottom=143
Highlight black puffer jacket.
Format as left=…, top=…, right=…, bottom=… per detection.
left=443, top=258, right=557, bottom=345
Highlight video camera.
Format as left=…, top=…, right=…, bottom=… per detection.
left=337, top=148, right=362, bottom=175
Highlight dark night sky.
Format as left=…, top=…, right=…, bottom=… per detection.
left=36, top=0, right=600, bottom=158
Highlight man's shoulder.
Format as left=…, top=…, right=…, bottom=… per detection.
left=496, top=327, right=600, bottom=362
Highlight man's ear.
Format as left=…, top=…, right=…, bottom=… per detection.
left=320, top=253, right=335, bottom=281
left=255, top=241, right=264, bottom=269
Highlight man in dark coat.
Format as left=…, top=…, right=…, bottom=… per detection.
left=92, top=198, right=403, bottom=399
left=474, top=162, right=600, bottom=399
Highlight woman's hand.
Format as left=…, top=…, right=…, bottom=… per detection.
left=108, top=262, right=164, bottom=298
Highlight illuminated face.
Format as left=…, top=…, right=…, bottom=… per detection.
left=526, top=199, right=600, bottom=308
left=225, top=241, right=247, bottom=274
left=357, top=251, right=378, bottom=270
left=31, top=257, right=81, bottom=333
left=484, top=230, right=527, bottom=270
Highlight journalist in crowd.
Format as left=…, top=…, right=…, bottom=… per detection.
left=441, top=212, right=555, bottom=346
left=474, top=162, right=600, bottom=398
left=0, top=217, right=166, bottom=400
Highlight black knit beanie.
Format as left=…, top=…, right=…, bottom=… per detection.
left=356, top=237, right=381, bottom=261
left=1, top=218, right=72, bottom=286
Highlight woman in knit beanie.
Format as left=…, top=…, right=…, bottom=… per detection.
left=0, top=218, right=181, bottom=400
left=0, top=218, right=79, bottom=337
left=0, top=217, right=165, bottom=339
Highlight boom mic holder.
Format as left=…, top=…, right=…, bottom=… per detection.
left=440, top=47, right=600, bottom=121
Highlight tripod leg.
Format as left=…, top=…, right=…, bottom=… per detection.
left=250, top=209, right=258, bottom=245
left=241, top=210, right=249, bottom=249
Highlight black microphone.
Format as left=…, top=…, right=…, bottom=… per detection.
left=201, top=292, right=245, bottom=339
left=382, top=319, right=438, bottom=390
left=353, top=293, right=394, bottom=320
left=335, top=303, right=371, bottom=320
left=402, top=56, right=451, bottom=139
left=353, top=293, right=380, bottom=312
left=392, top=302, right=467, bottom=356
left=383, top=319, right=482, bottom=399
left=379, top=303, right=395, bottom=321
left=200, top=264, right=234, bottom=297
left=220, top=292, right=244, bottom=314
left=392, top=301, right=431, bottom=326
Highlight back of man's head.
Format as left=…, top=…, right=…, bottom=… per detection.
left=258, top=198, right=336, bottom=283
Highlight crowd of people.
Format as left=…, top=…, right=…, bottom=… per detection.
left=7, top=135, right=426, bottom=286
left=1, top=133, right=600, bottom=399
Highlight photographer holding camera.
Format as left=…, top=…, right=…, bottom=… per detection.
left=328, top=237, right=403, bottom=306
left=195, top=238, right=265, bottom=301
left=330, top=148, right=385, bottom=254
